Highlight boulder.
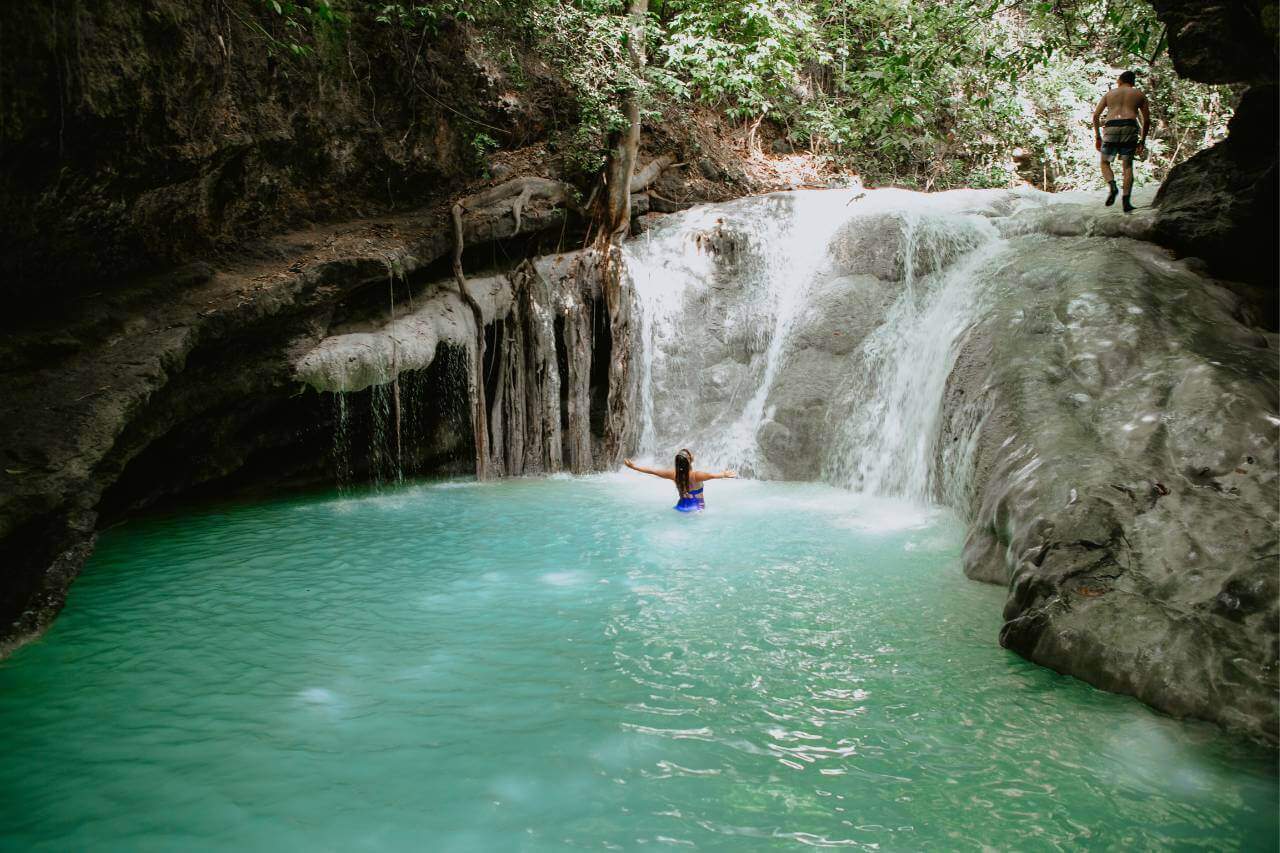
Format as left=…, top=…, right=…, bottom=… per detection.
left=1149, top=0, right=1278, bottom=303
left=1149, top=0, right=1278, bottom=84
left=1153, top=84, right=1279, bottom=307
left=946, top=233, right=1279, bottom=742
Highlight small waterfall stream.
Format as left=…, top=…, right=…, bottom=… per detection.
left=623, top=187, right=1013, bottom=496
left=821, top=214, right=1003, bottom=499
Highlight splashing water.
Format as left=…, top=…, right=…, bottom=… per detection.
left=624, top=190, right=865, bottom=474
left=821, top=212, right=1003, bottom=498
left=624, top=187, right=1014, bottom=493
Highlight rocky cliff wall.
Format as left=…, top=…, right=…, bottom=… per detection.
left=0, top=191, right=619, bottom=653
left=0, top=0, right=611, bottom=315
left=1151, top=0, right=1279, bottom=304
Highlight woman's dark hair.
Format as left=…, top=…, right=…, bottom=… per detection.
left=1119, top=70, right=1136, bottom=85
left=675, top=449, right=693, bottom=498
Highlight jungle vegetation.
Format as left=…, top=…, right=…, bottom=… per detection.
left=236, top=0, right=1231, bottom=189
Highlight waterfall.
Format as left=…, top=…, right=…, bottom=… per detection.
left=622, top=191, right=865, bottom=475
left=303, top=185, right=1162, bottom=505
left=332, top=392, right=352, bottom=490
left=623, top=187, right=1020, bottom=497
left=820, top=214, right=1002, bottom=499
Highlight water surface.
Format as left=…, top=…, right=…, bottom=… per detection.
left=0, top=476, right=1274, bottom=850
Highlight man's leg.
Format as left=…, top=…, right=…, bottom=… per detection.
left=1101, top=156, right=1118, bottom=206
left=1121, top=156, right=1134, bottom=212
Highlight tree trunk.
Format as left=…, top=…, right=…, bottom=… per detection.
left=598, top=0, right=649, bottom=242
left=600, top=248, right=640, bottom=465
left=449, top=177, right=579, bottom=480
left=629, top=153, right=676, bottom=193
left=512, top=261, right=563, bottom=475
left=595, top=0, right=648, bottom=467
left=564, top=293, right=593, bottom=474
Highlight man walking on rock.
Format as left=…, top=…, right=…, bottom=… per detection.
left=1092, top=70, right=1150, bottom=213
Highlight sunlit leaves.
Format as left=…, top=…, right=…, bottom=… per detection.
left=241, top=0, right=1219, bottom=188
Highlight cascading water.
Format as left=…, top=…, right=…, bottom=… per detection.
left=304, top=185, right=1167, bottom=509
left=332, top=392, right=352, bottom=489
left=623, top=187, right=1015, bottom=496
left=820, top=213, right=1003, bottom=499
left=623, top=191, right=866, bottom=474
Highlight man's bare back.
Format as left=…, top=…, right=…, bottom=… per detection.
left=1092, top=71, right=1151, bottom=213
left=1099, top=85, right=1147, bottom=120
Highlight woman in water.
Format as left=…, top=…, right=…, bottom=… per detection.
left=624, top=449, right=737, bottom=512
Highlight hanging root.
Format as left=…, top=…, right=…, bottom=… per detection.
left=454, top=176, right=578, bottom=240
left=451, top=201, right=491, bottom=481
left=450, top=176, right=578, bottom=480
left=445, top=153, right=671, bottom=476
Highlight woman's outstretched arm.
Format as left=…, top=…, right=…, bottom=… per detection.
left=624, top=459, right=676, bottom=480
left=694, top=469, right=738, bottom=482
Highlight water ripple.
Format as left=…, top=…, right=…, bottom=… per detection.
left=0, top=477, right=1273, bottom=851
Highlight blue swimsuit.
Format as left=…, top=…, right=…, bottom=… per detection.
left=674, top=487, right=705, bottom=513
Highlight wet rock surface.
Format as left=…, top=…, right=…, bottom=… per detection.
left=944, top=229, right=1278, bottom=743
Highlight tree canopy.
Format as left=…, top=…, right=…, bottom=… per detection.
left=255, top=0, right=1229, bottom=190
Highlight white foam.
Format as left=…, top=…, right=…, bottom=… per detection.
left=541, top=570, right=588, bottom=587
left=298, top=687, right=337, bottom=705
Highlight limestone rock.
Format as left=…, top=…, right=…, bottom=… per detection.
left=1150, top=0, right=1278, bottom=84
left=1153, top=84, right=1279, bottom=300
left=1149, top=0, right=1278, bottom=300
left=946, top=233, right=1279, bottom=742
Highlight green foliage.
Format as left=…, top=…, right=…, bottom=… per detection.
left=647, top=0, right=1226, bottom=188
left=238, top=0, right=1229, bottom=190
left=255, top=0, right=347, bottom=58
left=523, top=1, right=641, bottom=179
left=374, top=1, right=481, bottom=31
left=468, top=130, right=500, bottom=170
left=659, top=1, right=816, bottom=121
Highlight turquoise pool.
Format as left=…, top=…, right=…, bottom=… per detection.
left=0, top=476, right=1274, bottom=850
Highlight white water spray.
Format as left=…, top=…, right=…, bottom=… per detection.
left=624, top=187, right=1017, bottom=496
left=821, top=220, right=1003, bottom=499
left=623, top=190, right=866, bottom=474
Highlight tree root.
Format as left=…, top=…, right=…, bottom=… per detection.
left=447, top=137, right=670, bottom=477
left=629, top=154, right=676, bottom=193
left=450, top=176, right=578, bottom=480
